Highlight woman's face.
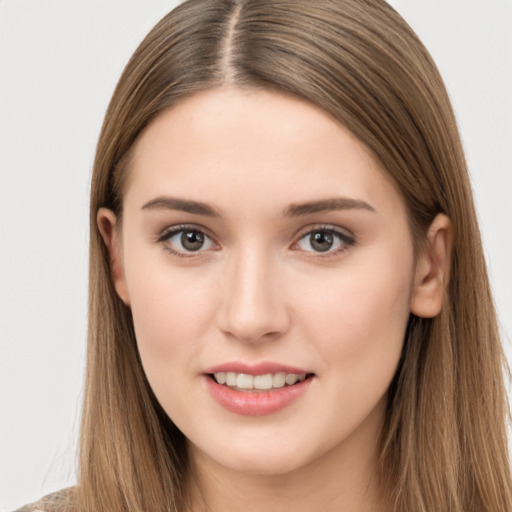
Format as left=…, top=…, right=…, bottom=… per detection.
left=101, top=88, right=436, bottom=477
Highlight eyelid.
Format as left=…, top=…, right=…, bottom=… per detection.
left=291, top=224, right=356, bottom=255
left=156, top=223, right=212, bottom=241
left=157, top=224, right=219, bottom=257
left=292, top=223, right=355, bottom=242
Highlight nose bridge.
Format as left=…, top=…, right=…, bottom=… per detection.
left=218, top=243, right=289, bottom=343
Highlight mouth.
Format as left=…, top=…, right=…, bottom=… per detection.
left=208, top=372, right=314, bottom=392
left=203, top=362, right=316, bottom=414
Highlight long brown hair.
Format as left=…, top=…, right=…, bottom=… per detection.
left=65, top=1, right=512, bottom=510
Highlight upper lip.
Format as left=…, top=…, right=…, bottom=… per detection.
left=203, top=361, right=313, bottom=376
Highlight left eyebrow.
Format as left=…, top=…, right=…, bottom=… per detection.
left=284, top=197, right=376, bottom=217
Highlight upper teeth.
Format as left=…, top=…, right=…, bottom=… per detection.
left=213, top=372, right=307, bottom=390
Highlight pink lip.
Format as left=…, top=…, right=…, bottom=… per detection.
left=203, top=361, right=311, bottom=376
left=202, top=362, right=314, bottom=416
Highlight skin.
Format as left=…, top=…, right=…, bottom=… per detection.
left=99, top=88, right=451, bottom=512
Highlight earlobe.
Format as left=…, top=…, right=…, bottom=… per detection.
left=410, top=214, right=453, bottom=318
left=97, top=208, right=130, bottom=306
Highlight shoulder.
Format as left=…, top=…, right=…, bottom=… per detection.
left=12, top=502, right=45, bottom=512
left=13, top=488, right=73, bottom=512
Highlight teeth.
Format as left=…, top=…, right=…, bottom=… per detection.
left=273, top=372, right=286, bottom=388
left=254, top=374, right=273, bottom=390
left=215, top=372, right=226, bottom=384
left=285, top=374, right=298, bottom=385
left=237, top=374, right=254, bottom=389
left=213, top=372, right=308, bottom=390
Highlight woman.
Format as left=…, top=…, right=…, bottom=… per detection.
left=19, top=0, right=512, bottom=511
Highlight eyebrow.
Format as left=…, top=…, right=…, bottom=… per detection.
left=284, top=197, right=376, bottom=217
left=140, top=195, right=375, bottom=218
left=141, top=197, right=221, bottom=217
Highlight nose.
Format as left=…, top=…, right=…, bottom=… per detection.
left=216, top=248, right=290, bottom=344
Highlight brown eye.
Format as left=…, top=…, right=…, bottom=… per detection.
left=160, top=226, right=216, bottom=256
left=295, top=228, right=354, bottom=255
left=309, top=231, right=334, bottom=252
left=181, top=230, right=205, bottom=251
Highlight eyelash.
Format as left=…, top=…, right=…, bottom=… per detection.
left=292, top=225, right=356, bottom=257
left=156, top=224, right=356, bottom=259
left=157, top=224, right=217, bottom=259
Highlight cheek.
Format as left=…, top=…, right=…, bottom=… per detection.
left=299, top=251, right=413, bottom=398
left=126, top=261, right=217, bottom=384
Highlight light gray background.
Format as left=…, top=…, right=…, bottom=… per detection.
left=1, top=1, right=511, bottom=510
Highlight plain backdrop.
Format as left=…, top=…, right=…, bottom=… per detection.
left=1, top=1, right=511, bottom=510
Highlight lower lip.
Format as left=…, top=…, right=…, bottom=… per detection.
left=204, top=375, right=313, bottom=416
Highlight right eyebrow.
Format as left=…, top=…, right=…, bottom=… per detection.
left=141, top=196, right=221, bottom=218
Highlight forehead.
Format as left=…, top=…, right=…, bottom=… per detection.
left=124, top=87, right=404, bottom=217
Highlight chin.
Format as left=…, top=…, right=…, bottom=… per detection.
left=189, top=431, right=327, bottom=477
left=218, top=451, right=309, bottom=476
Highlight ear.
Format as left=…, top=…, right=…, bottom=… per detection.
left=97, top=207, right=130, bottom=306
left=410, top=214, right=453, bottom=318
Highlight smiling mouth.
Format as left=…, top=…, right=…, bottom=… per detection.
left=209, top=372, right=314, bottom=392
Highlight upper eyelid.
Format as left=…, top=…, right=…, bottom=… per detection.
left=293, top=224, right=355, bottom=242
left=157, top=223, right=216, bottom=242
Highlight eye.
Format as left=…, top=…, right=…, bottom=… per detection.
left=294, top=228, right=354, bottom=254
left=158, top=226, right=216, bottom=256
